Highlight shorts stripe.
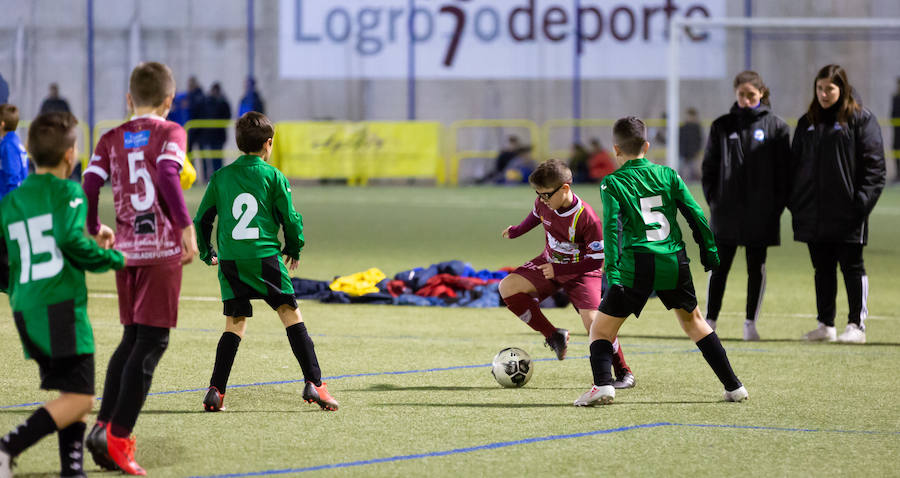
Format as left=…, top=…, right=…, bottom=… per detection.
left=13, top=311, right=41, bottom=358
left=47, top=300, right=77, bottom=357
left=261, top=255, right=283, bottom=296
left=220, top=260, right=254, bottom=297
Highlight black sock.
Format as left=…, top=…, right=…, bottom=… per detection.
left=286, top=323, right=322, bottom=386
left=57, top=421, right=86, bottom=477
left=210, top=332, right=242, bottom=392
left=589, top=339, right=615, bottom=387
left=1, top=407, right=57, bottom=456
left=696, top=332, right=742, bottom=391
left=110, top=325, right=169, bottom=437
left=98, top=325, right=137, bottom=422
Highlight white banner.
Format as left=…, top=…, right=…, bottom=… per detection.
left=279, top=0, right=726, bottom=79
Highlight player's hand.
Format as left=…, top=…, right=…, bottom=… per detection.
left=93, top=224, right=115, bottom=249
left=283, top=254, right=299, bottom=271
left=181, top=225, right=199, bottom=264
left=538, top=263, right=555, bottom=279
left=210, top=256, right=219, bottom=266
left=502, top=226, right=514, bottom=239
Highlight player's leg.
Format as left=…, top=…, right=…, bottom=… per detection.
left=674, top=307, right=746, bottom=401
left=574, top=310, right=626, bottom=406
left=275, top=303, right=339, bottom=411
left=45, top=393, right=93, bottom=478
left=205, top=312, right=248, bottom=412
left=578, top=308, right=634, bottom=389
left=836, top=244, right=867, bottom=343
left=804, top=243, right=838, bottom=341
left=705, top=243, right=737, bottom=331
left=743, top=246, right=768, bottom=341
left=499, top=266, right=568, bottom=359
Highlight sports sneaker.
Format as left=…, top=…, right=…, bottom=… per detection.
left=302, top=382, right=339, bottom=411
left=574, top=384, right=615, bottom=406
left=705, top=318, right=717, bottom=331
left=612, top=372, right=635, bottom=389
left=723, top=385, right=749, bottom=402
left=803, top=323, right=836, bottom=342
left=106, top=428, right=146, bottom=476
left=743, top=320, right=760, bottom=341
left=0, top=442, right=13, bottom=478
left=203, top=386, right=225, bottom=412
left=544, top=328, right=569, bottom=360
left=85, top=421, right=118, bottom=471
left=837, top=323, right=866, bottom=344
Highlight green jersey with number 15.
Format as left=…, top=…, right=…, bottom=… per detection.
left=194, top=155, right=304, bottom=264
left=600, top=158, right=718, bottom=290
left=0, top=173, right=125, bottom=359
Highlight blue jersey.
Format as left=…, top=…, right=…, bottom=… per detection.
left=0, top=131, right=28, bottom=200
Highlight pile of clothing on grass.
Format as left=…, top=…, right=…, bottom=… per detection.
left=291, top=260, right=569, bottom=308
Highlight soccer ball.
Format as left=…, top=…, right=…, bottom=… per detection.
left=491, top=347, right=533, bottom=388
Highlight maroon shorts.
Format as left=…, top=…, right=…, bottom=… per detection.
left=115, top=260, right=183, bottom=329
left=513, top=256, right=603, bottom=310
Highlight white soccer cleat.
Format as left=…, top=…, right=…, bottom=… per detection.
left=705, top=318, right=717, bottom=331
left=836, top=323, right=866, bottom=344
left=803, top=323, right=836, bottom=342
left=0, top=443, right=12, bottom=478
left=612, top=372, right=635, bottom=389
left=743, top=320, right=760, bottom=341
left=723, top=385, right=749, bottom=402
left=574, top=385, right=614, bottom=406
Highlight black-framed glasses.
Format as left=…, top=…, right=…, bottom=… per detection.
left=535, top=184, right=564, bottom=201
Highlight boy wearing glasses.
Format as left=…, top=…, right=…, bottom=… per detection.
left=500, top=159, right=635, bottom=389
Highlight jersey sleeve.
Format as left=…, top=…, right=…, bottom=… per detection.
left=599, top=181, right=622, bottom=285
left=54, top=185, right=125, bottom=272
left=158, top=125, right=187, bottom=171
left=84, top=134, right=111, bottom=182
left=0, top=140, right=18, bottom=197
left=193, top=179, right=218, bottom=265
left=272, top=172, right=304, bottom=260
left=672, top=172, right=719, bottom=271
left=506, top=206, right=541, bottom=239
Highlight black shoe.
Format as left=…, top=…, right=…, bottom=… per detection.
left=85, top=422, right=119, bottom=471
left=544, top=328, right=569, bottom=360
left=203, top=386, right=225, bottom=412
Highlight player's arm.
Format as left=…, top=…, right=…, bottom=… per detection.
left=672, top=172, right=719, bottom=271
left=503, top=206, right=541, bottom=239
left=700, top=120, right=720, bottom=205
left=773, top=119, right=792, bottom=212
left=852, top=111, right=886, bottom=217
left=193, top=180, right=218, bottom=265
left=550, top=211, right=604, bottom=277
left=0, top=141, right=16, bottom=197
left=157, top=127, right=198, bottom=263
left=0, top=208, right=8, bottom=293
left=273, top=172, right=304, bottom=261
left=599, top=181, right=622, bottom=285
left=82, top=136, right=112, bottom=236
left=55, top=187, right=125, bottom=272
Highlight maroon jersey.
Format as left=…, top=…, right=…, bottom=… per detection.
left=85, top=114, right=187, bottom=266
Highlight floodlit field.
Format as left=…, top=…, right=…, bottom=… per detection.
left=2, top=184, right=899, bottom=477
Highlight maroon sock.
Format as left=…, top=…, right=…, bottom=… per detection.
left=503, top=293, right=556, bottom=338
left=610, top=337, right=631, bottom=377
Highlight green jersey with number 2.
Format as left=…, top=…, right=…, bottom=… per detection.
left=600, top=158, right=718, bottom=290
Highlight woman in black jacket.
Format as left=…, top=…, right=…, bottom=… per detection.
left=790, top=64, right=886, bottom=344
left=702, top=71, right=791, bottom=341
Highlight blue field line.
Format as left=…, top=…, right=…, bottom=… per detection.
left=189, top=421, right=900, bottom=477
left=189, top=422, right=671, bottom=478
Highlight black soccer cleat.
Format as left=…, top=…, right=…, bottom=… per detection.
left=203, top=386, right=225, bottom=412
left=544, top=328, right=569, bottom=360
left=85, top=422, right=119, bottom=471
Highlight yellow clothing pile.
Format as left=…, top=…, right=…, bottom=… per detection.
left=329, top=268, right=387, bottom=296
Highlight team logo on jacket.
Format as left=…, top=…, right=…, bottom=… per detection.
left=753, top=129, right=765, bottom=141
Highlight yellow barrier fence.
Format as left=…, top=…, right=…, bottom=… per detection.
left=446, top=119, right=541, bottom=186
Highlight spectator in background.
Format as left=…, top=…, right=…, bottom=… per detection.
left=679, top=108, right=703, bottom=181
left=568, top=142, right=590, bottom=183
left=0, top=104, right=28, bottom=199
left=588, top=138, right=616, bottom=182
left=790, top=64, right=885, bottom=344
left=891, top=77, right=900, bottom=182
left=479, top=135, right=521, bottom=183
left=167, top=91, right=190, bottom=126
left=186, top=76, right=206, bottom=152
left=0, top=73, right=8, bottom=104
left=701, top=70, right=791, bottom=341
left=238, top=76, right=265, bottom=116
left=200, top=82, right=231, bottom=181
left=39, top=83, right=71, bottom=114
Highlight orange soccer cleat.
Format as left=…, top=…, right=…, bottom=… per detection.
left=302, top=381, right=339, bottom=411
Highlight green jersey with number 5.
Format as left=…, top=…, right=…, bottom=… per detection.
left=0, top=173, right=125, bottom=359
left=599, top=158, right=718, bottom=290
left=194, top=155, right=304, bottom=264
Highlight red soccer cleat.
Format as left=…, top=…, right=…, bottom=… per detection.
left=106, top=428, right=146, bottom=476
left=302, top=381, right=339, bottom=411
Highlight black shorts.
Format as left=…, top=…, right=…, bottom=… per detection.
left=599, top=252, right=698, bottom=318
left=223, top=294, right=298, bottom=318
left=34, top=354, right=94, bottom=395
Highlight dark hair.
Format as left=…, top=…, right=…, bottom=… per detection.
left=235, top=111, right=274, bottom=153
left=529, top=158, right=572, bottom=188
left=806, top=64, right=860, bottom=125
left=27, top=112, right=78, bottom=167
left=612, top=116, right=648, bottom=156
left=129, top=62, right=175, bottom=108
left=733, top=70, right=770, bottom=106
left=0, top=104, right=19, bottom=132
